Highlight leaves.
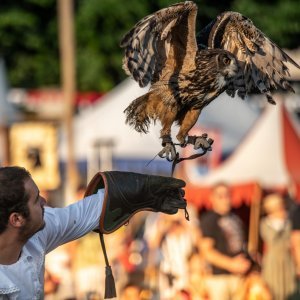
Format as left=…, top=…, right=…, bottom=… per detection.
left=0, top=0, right=299, bottom=91
left=0, top=0, right=59, bottom=88
left=232, top=0, right=300, bottom=48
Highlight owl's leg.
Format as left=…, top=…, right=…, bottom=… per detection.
left=176, top=109, right=214, bottom=151
left=158, top=135, right=177, bottom=161
left=176, top=109, right=201, bottom=145
left=158, top=109, right=177, bottom=161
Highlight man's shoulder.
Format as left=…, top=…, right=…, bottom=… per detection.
left=291, top=205, right=300, bottom=230
left=200, top=210, right=220, bottom=228
left=293, top=205, right=300, bottom=216
left=201, top=210, right=219, bottom=221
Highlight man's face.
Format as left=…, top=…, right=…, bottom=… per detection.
left=20, top=178, right=46, bottom=239
left=211, top=184, right=231, bottom=215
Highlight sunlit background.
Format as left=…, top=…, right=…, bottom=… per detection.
left=0, top=0, right=300, bottom=299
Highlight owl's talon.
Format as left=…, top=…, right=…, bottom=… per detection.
left=187, top=134, right=214, bottom=151
left=158, top=143, right=177, bottom=161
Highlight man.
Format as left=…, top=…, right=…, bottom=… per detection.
left=291, top=204, right=300, bottom=286
left=0, top=166, right=186, bottom=299
left=199, top=182, right=251, bottom=300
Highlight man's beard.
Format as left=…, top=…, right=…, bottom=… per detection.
left=19, top=209, right=46, bottom=241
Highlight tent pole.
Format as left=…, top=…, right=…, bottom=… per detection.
left=0, top=126, right=9, bottom=166
left=248, top=183, right=262, bottom=257
left=58, top=0, right=79, bottom=205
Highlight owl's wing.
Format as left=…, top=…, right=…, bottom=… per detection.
left=120, top=1, right=198, bottom=87
left=205, top=11, right=300, bottom=104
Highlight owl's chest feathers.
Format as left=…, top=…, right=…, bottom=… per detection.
left=171, top=69, right=226, bottom=109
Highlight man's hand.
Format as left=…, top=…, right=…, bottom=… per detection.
left=85, top=171, right=187, bottom=234
left=229, top=254, right=252, bottom=275
left=201, top=238, right=251, bottom=274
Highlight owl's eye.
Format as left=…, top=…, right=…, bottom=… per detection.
left=223, top=57, right=231, bottom=65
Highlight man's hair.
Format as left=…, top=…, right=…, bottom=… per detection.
left=0, top=166, right=32, bottom=234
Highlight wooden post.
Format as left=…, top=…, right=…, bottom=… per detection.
left=58, top=0, right=79, bottom=205
left=248, top=183, right=262, bottom=256
left=0, top=126, right=9, bottom=166
left=57, top=2, right=78, bottom=295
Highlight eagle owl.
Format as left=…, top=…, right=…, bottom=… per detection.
left=121, top=1, right=300, bottom=161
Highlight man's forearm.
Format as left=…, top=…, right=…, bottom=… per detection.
left=40, top=190, right=104, bottom=253
left=204, top=248, right=234, bottom=272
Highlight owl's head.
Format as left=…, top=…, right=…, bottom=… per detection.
left=216, top=51, right=239, bottom=78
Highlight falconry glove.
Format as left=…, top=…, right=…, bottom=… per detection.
left=85, top=171, right=187, bottom=234
left=85, top=171, right=187, bottom=299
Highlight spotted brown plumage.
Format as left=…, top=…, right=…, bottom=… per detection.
left=206, top=11, right=299, bottom=104
left=121, top=1, right=300, bottom=161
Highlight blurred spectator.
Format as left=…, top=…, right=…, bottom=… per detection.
left=120, top=282, right=142, bottom=300
left=44, top=245, right=76, bottom=300
left=44, top=268, right=60, bottom=300
left=237, top=271, right=272, bottom=300
left=143, top=213, right=166, bottom=296
left=119, top=281, right=156, bottom=300
left=173, top=289, right=192, bottom=300
left=199, top=182, right=251, bottom=300
left=186, top=248, right=210, bottom=300
left=84, top=291, right=102, bottom=300
left=142, top=208, right=200, bottom=299
left=260, top=193, right=297, bottom=300
left=291, top=204, right=300, bottom=275
left=290, top=204, right=300, bottom=297
left=118, top=211, right=150, bottom=287
left=158, top=213, right=195, bottom=299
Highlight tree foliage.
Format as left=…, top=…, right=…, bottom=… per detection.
left=75, top=0, right=153, bottom=91
left=0, top=0, right=59, bottom=88
left=232, top=0, right=300, bottom=49
left=0, top=0, right=299, bottom=91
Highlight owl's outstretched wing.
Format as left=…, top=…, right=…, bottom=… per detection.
left=204, top=11, right=300, bottom=104
left=120, top=1, right=198, bottom=87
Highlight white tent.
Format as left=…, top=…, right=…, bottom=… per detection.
left=60, top=79, right=162, bottom=161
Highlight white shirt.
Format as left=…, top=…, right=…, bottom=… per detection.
left=0, top=189, right=104, bottom=300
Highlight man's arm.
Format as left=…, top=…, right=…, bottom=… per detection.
left=37, top=190, right=104, bottom=253
left=290, top=205, right=300, bottom=276
left=200, top=237, right=251, bottom=275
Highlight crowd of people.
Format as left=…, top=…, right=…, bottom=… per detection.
left=2, top=166, right=300, bottom=299
left=43, top=182, right=300, bottom=300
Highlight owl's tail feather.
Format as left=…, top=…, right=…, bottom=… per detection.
left=124, top=93, right=151, bottom=134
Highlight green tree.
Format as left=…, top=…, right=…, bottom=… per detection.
left=232, top=0, right=300, bottom=49
left=75, top=0, right=152, bottom=91
left=0, top=0, right=299, bottom=91
left=0, top=0, right=59, bottom=88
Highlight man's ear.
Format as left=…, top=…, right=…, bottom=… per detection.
left=9, top=213, right=25, bottom=228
